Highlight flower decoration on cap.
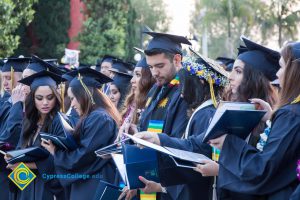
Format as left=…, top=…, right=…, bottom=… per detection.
left=297, top=159, right=300, bottom=181
left=182, top=57, right=228, bottom=87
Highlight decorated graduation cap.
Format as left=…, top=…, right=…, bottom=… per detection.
left=27, top=55, right=63, bottom=74
left=67, top=68, right=113, bottom=105
left=133, top=47, right=148, bottom=68
left=238, top=36, right=280, bottom=81
left=144, top=31, right=192, bottom=55
left=19, top=70, right=65, bottom=90
left=183, top=47, right=229, bottom=107
left=110, top=59, right=134, bottom=76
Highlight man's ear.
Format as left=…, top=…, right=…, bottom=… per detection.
left=173, top=54, right=182, bottom=69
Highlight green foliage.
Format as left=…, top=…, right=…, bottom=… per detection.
left=78, top=0, right=170, bottom=63
left=0, top=0, right=37, bottom=57
left=15, top=0, right=70, bottom=58
left=78, top=0, right=128, bottom=63
left=191, top=0, right=266, bottom=58
left=258, top=0, right=300, bottom=46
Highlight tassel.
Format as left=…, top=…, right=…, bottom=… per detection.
left=291, top=94, right=300, bottom=104
left=78, top=73, right=95, bottom=105
left=208, top=75, right=217, bottom=108
left=11, top=66, right=14, bottom=91
left=60, top=83, right=65, bottom=113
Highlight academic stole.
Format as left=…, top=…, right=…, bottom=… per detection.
left=140, top=76, right=179, bottom=200
left=212, top=147, right=220, bottom=200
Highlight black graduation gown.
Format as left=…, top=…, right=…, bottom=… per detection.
left=217, top=104, right=300, bottom=200
left=53, top=108, right=117, bottom=200
left=0, top=100, right=13, bottom=200
left=289, top=184, right=300, bottom=200
left=0, top=101, right=23, bottom=146
left=138, top=82, right=189, bottom=200
left=11, top=113, right=66, bottom=200
left=158, top=105, right=215, bottom=200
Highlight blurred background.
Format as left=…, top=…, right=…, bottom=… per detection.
left=1, top=0, right=299, bottom=63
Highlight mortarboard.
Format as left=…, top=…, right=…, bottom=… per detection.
left=238, top=36, right=280, bottom=81
left=111, top=73, right=132, bottom=96
left=184, top=48, right=229, bottom=107
left=290, top=42, right=300, bottom=60
left=133, top=47, right=148, bottom=68
left=216, top=57, right=235, bottom=71
left=144, top=31, right=192, bottom=55
left=18, top=70, right=66, bottom=90
left=110, top=59, right=134, bottom=76
left=2, top=57, right=31, bottom=72
left=67, top=68, right=113, bottom=105
left=101, top=55, right=117, bottom=64
left=27, top=55, right=63, bottom=74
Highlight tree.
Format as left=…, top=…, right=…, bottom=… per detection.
left=258, top=0, right=300, bottom=47
left=15, top=0, right=70, bottom=58
left=78, top=0, right=128, bottom=64
left=0, top=0, right=37, bottom=57
left=191, top=0, right=265, bottom=58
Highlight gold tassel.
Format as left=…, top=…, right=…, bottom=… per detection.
left=208, top=75, right=217, bottom=108
left=60, top=83, right=65, bottom=113
left=11, top=66, right=14, bottom=91
left=78, top=73, right=95, bottom=105
left=291, top=94, right=300, bottom=104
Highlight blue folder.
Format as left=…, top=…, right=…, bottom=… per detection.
left=6, top=147, right=49, bottom=164
left=203, top=109, right=266, bottom=143
left=122, top=144, right=160, bottom=189
left=93, top=181, right=123, bottom=200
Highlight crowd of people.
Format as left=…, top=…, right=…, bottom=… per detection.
left=0, top=30, right=299, bottom=200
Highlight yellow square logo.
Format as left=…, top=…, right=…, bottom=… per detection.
left=8, top=162, right=36, bottom=190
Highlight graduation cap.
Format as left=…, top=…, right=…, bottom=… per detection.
left=111, top=73, right=132, bottom=97
left=185, top=48, right=229, bottom=107
left=290, top=42, right=300, bottom=60
left=110, top=59, right=134, bottom=76
left=238, top=36, right=280, bottom=81
left=133, top=47, right=148, bottom=68
left=27, top=55, right=63, bottom=74
left=18, top=70, right=66, bottom=90
left=67, top=68, right=113, bottom=105
left=216, top=57, right=235, bottom=71
left=2, top=57, right=31, bottom=72
left=101, top=55, right=117, bottom=64
left=144, top=31, right=192, bottom=55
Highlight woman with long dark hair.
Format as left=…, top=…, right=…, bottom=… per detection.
left=5, top=70, right=66, bottom=200
left=208, top=41, right=300, bottom=200
left=42, top=68, right=121, bottom=200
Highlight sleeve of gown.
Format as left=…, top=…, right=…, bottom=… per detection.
left=54, top=111, right=116, bottom=171
left=0, top=102, right=23, bottom=146
left=218, top=108, right=300, bottom=195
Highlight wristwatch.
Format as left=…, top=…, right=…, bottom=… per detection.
left=161, top=186, right=167, bottom=193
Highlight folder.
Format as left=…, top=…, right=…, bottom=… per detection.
left=6, top=147, right=49, bottom=164
left=122, top=144, right=160, bottom=189
left=95, top=138, right=130, bottom=157
left=93, top=180, right=123, bottom=200
left=40, top=112, right=78, bottom=150
left=202, top=102, right=266, bottom=143
left=123, top=133, right=211, bottom=166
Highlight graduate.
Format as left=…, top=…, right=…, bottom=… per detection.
left=208, top=41, right=300, bottom=199
left=5, top=70, right=66, bottom=200
left=0, top=57, right=30, bottom=200
left=100, top=55, right=117, bottom=95
left=123, top=31, right=191, bottom=200
left=42, top=68, right=121, bottom=200
left=133, top=52, right=228, bottom=200
left=0, top=55, right=63, bottom=146
left=109, top=72, right=132, bottom=110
